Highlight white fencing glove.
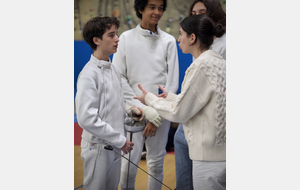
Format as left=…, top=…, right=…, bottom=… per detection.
left=143, top=106, right=163, bottom=127
left=126, top=103, right=144, bottom=121
left=131, top=107, right=143, bottom=121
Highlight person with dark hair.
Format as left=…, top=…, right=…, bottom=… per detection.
left=173, top=1, right=226, bottom=189
left=189, top=0, right=226, bottom=29
left=112, top=0, right=179, bottom=189
left=134, top=14, right=226, bottom=190
left=189, top=0, right=226, bottom=58
left=75, top=16, right=143, bottom=190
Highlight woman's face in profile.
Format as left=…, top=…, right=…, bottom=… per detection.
left=178, top=27, right=191, bottom=54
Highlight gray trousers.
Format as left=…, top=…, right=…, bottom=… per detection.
left=81, top=138, right=122, bottom=190
left=192, top=160, right=226, bottom=190
left=119, top=119, right=170, bottom=190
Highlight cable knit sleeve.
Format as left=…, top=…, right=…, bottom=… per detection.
left=145, top=60, right=214, bottom=123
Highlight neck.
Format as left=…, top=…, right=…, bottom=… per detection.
left=192, top=48, right=208, bottom=59
left=140, top=22, right=157, bottom=33
left=93, top=51, right=109, bottom=62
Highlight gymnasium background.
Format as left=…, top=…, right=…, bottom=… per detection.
left=74, top=0, right=226, bottom=95
left=74, top=0, right=226, bottom=146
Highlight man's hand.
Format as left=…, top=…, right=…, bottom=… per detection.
left=143, top=122, right=157, bottom=137
left=131, top=106, right=144, bottom=121
left=120, top=139, right=134, bottom=154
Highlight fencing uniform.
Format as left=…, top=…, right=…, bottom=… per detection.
left=75, top=55, right=127, bottom=190
left=210, top=34, right=226, bottom=60
left=112, top=23, right=179, bottom=190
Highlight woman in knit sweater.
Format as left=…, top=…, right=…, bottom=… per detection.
left=134, top=14, right=226, bottom=190
left=174, top=0, right=226, bottom=189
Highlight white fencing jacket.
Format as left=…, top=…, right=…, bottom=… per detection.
left=211, top=34, right=226, bottom=60
left=75, top=55, right=127, bottom=149
left=112, top=23, right=179, bottom=108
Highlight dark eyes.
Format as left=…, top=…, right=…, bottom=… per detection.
left=109, top=33, right=118, bottom=38
left=149, top=6, right=163, bottom=11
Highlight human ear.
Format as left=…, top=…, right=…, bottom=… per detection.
left=93, top=37, right=100, bottom=46
left=190, top=34, right=196, bottom=45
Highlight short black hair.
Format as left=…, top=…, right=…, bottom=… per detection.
left=82, top=16, right=120, bottom=50
left=134, top=0, right=167, bottom=20
left=180, top=14, right=225, bottom=50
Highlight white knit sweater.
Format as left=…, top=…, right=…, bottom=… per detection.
left=145, top=50, right=226, bottom=161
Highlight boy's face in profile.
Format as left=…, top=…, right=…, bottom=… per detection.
left=97, top=24, right=119, bottom=55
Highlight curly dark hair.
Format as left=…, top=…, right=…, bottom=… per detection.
left=188, top=0, right=226, bottom=32
left=82, top=16, right=120, bottom=50
left=134, top=0, right=167, bottom=20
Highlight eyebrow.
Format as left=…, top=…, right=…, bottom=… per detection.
left=107, top=31, right=117, bottom=36
left=148, top=4, right=164, bottom=7
left=193, top=9, right=206, bottom=11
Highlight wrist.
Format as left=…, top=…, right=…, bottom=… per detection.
left=145, top=93, right=157, bottom=106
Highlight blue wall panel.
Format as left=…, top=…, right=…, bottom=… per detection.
left=74, top=40, right=93, bottom=89
left=176, top=44, right=192, bottom=94
left=74, top=41, right=192, bottom=98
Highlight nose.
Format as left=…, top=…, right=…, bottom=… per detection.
left=115, top=35, right=119, bottom=42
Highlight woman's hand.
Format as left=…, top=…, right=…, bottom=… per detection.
left=133, top=84, right=149, bottom=105
left=156, top=85, right=169, bottom=99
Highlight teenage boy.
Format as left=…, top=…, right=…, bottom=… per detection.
left=75, top=16, right=142, bottom=190
left=112, top=0, right=179, bottom=189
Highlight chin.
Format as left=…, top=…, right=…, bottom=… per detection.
left=151, top=20, right=159, bottom=25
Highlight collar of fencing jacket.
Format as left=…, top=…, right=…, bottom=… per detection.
left=136, top=23, right=160, bottom=38
left=91, top=54, right=111, bottom=69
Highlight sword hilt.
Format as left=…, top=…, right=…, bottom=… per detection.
left=104, top=145, right=114, bottom=151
